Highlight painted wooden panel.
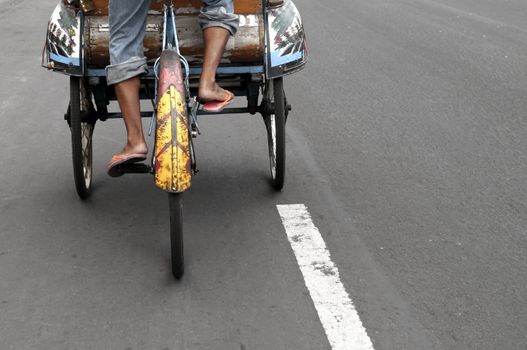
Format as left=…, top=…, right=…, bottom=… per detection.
left=84, top=14, right=264, bottom=67
left=90, top=0, right=263, bottom=15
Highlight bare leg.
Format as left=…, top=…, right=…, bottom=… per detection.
left=198, top=27, right=232, bottom=102
left=113, top=77, right=148, bottom=156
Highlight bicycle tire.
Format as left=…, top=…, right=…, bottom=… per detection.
left=265, top=77, right=286, bottom=191
left=169, top=193, right=184, bottom=279
left=70, top=76, right=94, bottom=199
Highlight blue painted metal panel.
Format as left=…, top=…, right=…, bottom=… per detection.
left=50, top=53, right=81, bottom=66
left=86, top=66, right=264, bottom=77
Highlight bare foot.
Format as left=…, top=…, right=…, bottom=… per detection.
left=198, top=82, right=232, bottom=103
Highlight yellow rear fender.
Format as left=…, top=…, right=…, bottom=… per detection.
left=154, top=50, right=192, bottom=193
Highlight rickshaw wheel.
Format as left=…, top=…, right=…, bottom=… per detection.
left=169, top=193, right=184, bottom=279
left=70, top=76, right=95, bottom=200
left=264, top=77, right=286, bottom=191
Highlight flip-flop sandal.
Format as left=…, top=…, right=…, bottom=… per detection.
left=107, top=153, right=147, bottom=178
left=202, top=91, right=234, bottom=113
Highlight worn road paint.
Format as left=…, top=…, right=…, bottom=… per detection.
left=277, top=204, right=375, bottom=350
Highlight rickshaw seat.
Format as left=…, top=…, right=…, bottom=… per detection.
left=89, top=0, right=262, bottom=15
left=85, top=0, right=265, bottom=69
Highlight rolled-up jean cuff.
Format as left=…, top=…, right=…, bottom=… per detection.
left=198, top=5, right=239, bottom=35
left=200, top=22, right=238, bottom=36
left=105, top=56, right=148, bottom=85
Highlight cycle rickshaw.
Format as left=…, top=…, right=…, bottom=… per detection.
left=42, top=0, right=307, bottom=279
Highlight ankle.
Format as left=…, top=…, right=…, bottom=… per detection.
left=126, top=137, right=146, bottom=149
left=199, top=79, right=215, bottom=91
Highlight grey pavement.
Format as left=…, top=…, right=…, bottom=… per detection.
left=1, top=0, right=527, bottom=349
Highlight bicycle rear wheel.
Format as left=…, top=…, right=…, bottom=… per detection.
left=155, top=49, right=191, bottom=279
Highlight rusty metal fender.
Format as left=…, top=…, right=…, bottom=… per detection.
left=154, top=50, right=192, bottom=193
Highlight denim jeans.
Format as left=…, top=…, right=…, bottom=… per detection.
left=106, top=0, right=239, bottom=85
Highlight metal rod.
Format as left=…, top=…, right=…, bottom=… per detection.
left=103, top=112, right=153, bottom=119
left=162, top=5, right=168, bottom=50
left=170, top=5, right=181, bottom=55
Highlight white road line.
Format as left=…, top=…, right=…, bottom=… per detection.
left=277, top=204, right=375, bottom=350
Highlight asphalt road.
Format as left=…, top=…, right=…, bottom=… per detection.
left=1, top=0, right=527, bottom=349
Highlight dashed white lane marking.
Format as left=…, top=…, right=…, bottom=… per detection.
left=277, top=204, right=375, bottom=350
